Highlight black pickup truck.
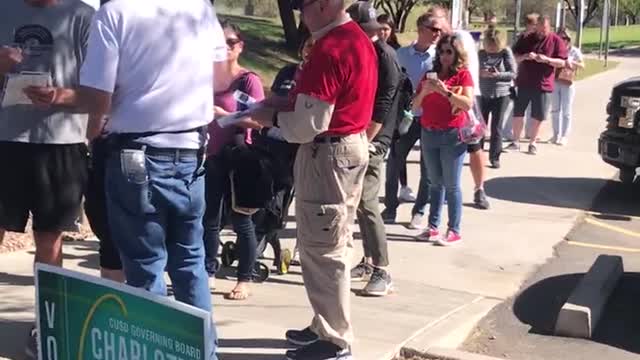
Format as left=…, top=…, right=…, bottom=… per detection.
left=599, top=77, right=640, bottom=184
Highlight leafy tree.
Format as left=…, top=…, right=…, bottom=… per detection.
left=373, top=0, right=421, bottom=32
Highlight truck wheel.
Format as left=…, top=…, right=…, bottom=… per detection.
left=619, top=167, right=636, bottom=184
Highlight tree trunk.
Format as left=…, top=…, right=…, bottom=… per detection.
left=277, top=0, right=300, bottom=49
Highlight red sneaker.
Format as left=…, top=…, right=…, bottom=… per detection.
left=415, top=227, right=440, bottom=242
left=436, top=230, right=462, bottom=246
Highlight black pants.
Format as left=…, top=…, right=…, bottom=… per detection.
left=480, top=96, right=511, bottom=162
left=203, top=155, right=257, bottom=282
left=385, top=119, right=430, bottom=215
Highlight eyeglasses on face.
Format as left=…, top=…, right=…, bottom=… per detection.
left=226, top=38, right=242, bottom=47
left=420, top=24, right=442, bottom=34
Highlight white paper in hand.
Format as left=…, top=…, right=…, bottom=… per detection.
left=1, top=71, right=51, bottom=107
left=215, top=103, right=263, bottom=128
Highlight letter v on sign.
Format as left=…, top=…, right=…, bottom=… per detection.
left=45, top=301, right=55, bottom=329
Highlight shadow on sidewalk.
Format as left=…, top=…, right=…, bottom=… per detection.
left=218, top=353, right=284, bottom=360
left=513, top=272, right=640, bottom=355
left=0, top=271, right=33, bottom=286
left=485, top=176, right=607, bottom=211
left=0, top=319, right=33, bottom=359
left=218, top=337, right=293, bottom=360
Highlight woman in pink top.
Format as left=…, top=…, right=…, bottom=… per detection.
left=204, top=20, right=265, bottom=301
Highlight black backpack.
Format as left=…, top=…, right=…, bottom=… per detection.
left=395, top=68, right=415, bottom=135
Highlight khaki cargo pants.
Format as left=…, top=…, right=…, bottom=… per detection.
left=294, top=132, right=369, bottom=349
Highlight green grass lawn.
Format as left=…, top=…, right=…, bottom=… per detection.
left=222, top=12, right=630, bottom=87
left=581, top=25, right=640, bottom=51
left=576, top=58, right=620, bottom=81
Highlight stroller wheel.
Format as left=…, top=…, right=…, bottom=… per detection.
left=253, top=262, right=270, bottom=283
left=221, top=242, right=237, bottom=267
left=278, top=249, right=292, bottom=275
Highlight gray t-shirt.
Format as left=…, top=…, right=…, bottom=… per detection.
left=0, top=0, right=94, bottom=144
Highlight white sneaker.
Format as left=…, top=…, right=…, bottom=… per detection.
left=208, top=276, right=216, bottom=290
left=398, top=186, right=417, bottom=203
left=558, top=137, right=568, bottom=146
left=408, top=213, right=427, bottom=230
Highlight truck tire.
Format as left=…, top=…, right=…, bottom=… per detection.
left=619, top=167, right=636, bottom=184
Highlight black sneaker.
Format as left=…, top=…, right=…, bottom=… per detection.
left=490, top=159, right=501, bottom=169
left=25, top=326, right=38, bottom=359
left=285, top=340, right=352, bottom=360
left=380, top=208, right=396, bottom=224
left=528, top=144, right=538, bottom=155
left=504, top=142, right=520, bottom=152
left=474, top=189, right=490, bottom=210
left=362, top=267, right=393, bottom=297
left=350, top=259, right=373, bottom=282
left=286, top=327, right=319, bottom=347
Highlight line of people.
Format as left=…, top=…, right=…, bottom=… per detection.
left=0, top=1, right=583, bottom=360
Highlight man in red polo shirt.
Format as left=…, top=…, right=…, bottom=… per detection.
left=507, top=15, right=568, bottom=155
left=240, top=0, right=377, bottom=359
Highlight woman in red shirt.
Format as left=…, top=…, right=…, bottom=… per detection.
left=412, top=34, right=475, bottom=246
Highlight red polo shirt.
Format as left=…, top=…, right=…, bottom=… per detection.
left=513, top=32, right=568, bottom=92
left=291, top=21, right=378, bottom=136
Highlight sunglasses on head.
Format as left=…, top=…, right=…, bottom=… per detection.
left=226, top=38, right=242, bottom=47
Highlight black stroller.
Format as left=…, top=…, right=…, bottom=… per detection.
left=218, top=132, right=298, bottom=282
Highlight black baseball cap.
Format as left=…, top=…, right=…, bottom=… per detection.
left=346, top=1, right=383, bottom=32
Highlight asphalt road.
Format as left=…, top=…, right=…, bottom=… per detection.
left=461, top=178, right=640, bottom=360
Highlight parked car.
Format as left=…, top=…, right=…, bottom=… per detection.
left=599, top=77, right=640, bottom=184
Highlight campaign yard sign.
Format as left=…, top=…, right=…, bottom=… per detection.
left=35, top=264, right=212, bottom=360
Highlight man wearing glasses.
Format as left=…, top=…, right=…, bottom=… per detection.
left=382, top=14, right=445, bottom=229
left=239, top=0, right=377, bottom=358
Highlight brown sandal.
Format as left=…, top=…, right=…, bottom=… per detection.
left=225, top=282, right=251, bottom=301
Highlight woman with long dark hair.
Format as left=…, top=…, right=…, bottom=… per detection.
left=377, top=14, right=401, bottom=49
left=413, top=34, right=474, bottom=246
left=204, top=20, right=265, bottom=301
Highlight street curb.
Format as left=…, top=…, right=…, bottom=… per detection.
left=401, top=297, right=501, bottom=353
left=402, top=347, right=508, bottom=360
left=555, top=254, right=624, bottom=338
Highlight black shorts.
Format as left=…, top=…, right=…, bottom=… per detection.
left=467, top=142, right=482, bottom=153
left=84, top=139, right=122, bottom=270
left=0, top=142, right=88, bottom=233
left=513, top=87, right=552, bottom=121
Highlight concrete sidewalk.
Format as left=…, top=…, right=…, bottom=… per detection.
left=0, top=58, right=637, bottom=360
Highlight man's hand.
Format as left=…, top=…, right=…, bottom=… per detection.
left=24, top=86, right=57, bottom=108
left=214, top=105, right=230, bottom=118
left=0, top=47, right=23, bottom=74
left=236, top=106, right=275, bottom=129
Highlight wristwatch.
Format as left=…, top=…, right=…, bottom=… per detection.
left=446, top=90, right=453, bottom=99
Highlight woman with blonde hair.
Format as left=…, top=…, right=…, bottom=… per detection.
left=478, top=28, right=516, bottom=168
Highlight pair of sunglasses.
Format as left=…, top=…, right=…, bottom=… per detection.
left=226, top=38, right=242, bottom=47
left=438, top=49, right=454, bottom=55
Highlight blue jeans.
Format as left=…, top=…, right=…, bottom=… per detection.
left=421, top=128, right=466, bottom=234
left=551, top=81, right=576, bottom=139
left=203, top=155, right=257, bottom=282
left=105, top=148, right=217, bottom=358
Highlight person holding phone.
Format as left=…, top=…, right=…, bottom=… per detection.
left=413, top=34, right=474, bottom=246
left=479, top=28, right=516, bottom=169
